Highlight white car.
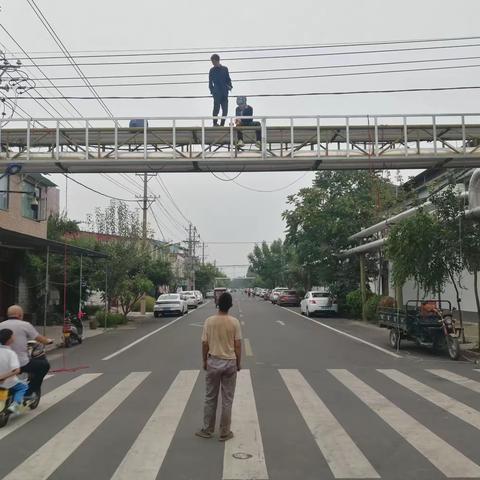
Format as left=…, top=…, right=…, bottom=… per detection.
left=194, top=290, right=204, bottom=304
left=205, top=290, right=214, bottom=299
left=154, top=293, right=187, bottom=317
left=183, top=291, right=200, bottom=309
left=300, top=291, right=338, bottom=317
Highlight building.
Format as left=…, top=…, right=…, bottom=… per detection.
left=0, top=173, right=60, bottom=320
left=344, top=167, right=479, bottom=319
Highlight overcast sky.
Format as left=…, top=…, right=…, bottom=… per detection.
left=1, top=0, right=480, bottom=277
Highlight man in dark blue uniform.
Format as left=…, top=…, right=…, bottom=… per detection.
left=209, top=54, right=232, bottom=126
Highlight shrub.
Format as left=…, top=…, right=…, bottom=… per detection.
left=83, top=304, right=102, bottom=317
left=364, top=294, right=382, bottom=322
left=132, top=295, right=155, bottom=312
left=345, top=289, right=363, bottom=318
left=95, top=310, right=127, bottom=328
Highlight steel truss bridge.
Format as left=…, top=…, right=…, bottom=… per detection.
left=1, top=114, right=480, bottom=173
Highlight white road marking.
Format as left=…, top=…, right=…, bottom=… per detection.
left=330, top=369, right=480, bottom=478
left=3, top=372, right=150, bottom=480
left=223, top=370, right=268, bottom=480
left=241, top=320, right=245, bottom=326
left=103, top=316, right=184, bottom=360
left=244, top=338, right=254, bottom=357
left=189, top=323, right=204, bottom=327
left=276, top=320, right=285, bottom=326
left=111, top=370, right=199, bottom=480
left=0, top=373, right=101, bottom=441
left=379, top=369, right=480, bottom=431
left=428, top=369, right=480, bottom=394
left=279, top=369, right=379, bottom=479
left=284, top=308, right=401, bottom=359
left=44, top=374, right=54, bottom=380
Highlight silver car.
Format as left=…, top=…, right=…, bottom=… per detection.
left=183, top=291, right=200, bottom=309
left=154, top=293, right=187, bottom=317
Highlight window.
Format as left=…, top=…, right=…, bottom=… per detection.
left=0, top=175, right=8, bottom=210
left=22, top=181, right=41, bottom=220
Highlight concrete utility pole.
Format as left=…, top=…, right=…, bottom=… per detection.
left=202, top=242, right=205, bottom=265
left=136, top=172, right=157, bottom=314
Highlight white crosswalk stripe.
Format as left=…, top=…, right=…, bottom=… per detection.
left=280, top=369, right=379, bottom=479
left=379, top=369, right=480, bottom=431
left=428, top=369, right=480, bottom=394
left=0, top=373, right=101, bottom=441
left=111, top=370, right=199, bottom=480
left=330, top=369, right=480, bottom=478
left=223, top=370, right=268, bottom=480
left=3, top=372, right=150, bottom=480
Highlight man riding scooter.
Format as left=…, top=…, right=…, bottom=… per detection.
left=1, top=305, right=53, bottom=400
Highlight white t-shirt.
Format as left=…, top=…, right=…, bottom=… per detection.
left=0, top=319, right=40, bottom=366
left=0, top=345, right=20, bottom=389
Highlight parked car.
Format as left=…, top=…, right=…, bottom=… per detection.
left=263, top=289, right=271, bottom=300
left=154, top=293, right=188, bottom=317
left=194, top=290, right=204, bottom=304
left=182, top=291, right=200, bottom=309
left=277, top=290, right=301, bottom=307
left=300, top=291, right=338, bottom=317
left=270, top=287, right=289, bottom=304
left=205, top=290, right=214, bottom=299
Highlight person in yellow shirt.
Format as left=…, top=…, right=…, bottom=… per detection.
left=196, top=292, right=242, bottom=441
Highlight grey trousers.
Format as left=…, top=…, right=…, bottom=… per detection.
left=203, top=356, right=237, bottom=436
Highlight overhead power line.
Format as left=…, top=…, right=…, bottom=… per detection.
left=26, top=55, right=480, bottom=82
left=155, top=176, right=192, bottom=225
left=15, top=85, right=480, bottom=100
left=19, top=42, right=480, bottom=67
left=26, top=0, right=114, bottom=117
left=63, top=174, right=138, bottom=202
left=15, top=34, right=480, bottom=60
left=30, top=63, right=480, bottom=89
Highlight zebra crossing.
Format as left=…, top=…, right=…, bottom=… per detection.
left=1, top=367, right=480, bottom=479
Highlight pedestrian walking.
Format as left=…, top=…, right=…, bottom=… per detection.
left=196, top=292, right=242, bottom=441
left=209, top=54, right=232, bottom=126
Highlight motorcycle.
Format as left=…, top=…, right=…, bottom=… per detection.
left=0, top=341, right=44, bottom=428
left=63, top=313, right=84, bottom=348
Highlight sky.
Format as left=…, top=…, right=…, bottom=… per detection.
left=1, top=0, right=480, bottom=277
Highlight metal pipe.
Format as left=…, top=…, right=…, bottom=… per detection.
left=468, top=168, right=480, bottom=210
left=43, top=246, right=49, bottom=336
left=341, top=238, right=387, bottom=256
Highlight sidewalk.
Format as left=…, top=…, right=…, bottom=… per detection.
left=40, top=321, right=105, bottom=352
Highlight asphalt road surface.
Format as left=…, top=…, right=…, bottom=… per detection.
left=1, top=294, right=480, bottom=480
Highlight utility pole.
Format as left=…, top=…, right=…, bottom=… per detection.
left=136, top=172, right=157, bottom=314
left=202, top=242, right=205, bottom=265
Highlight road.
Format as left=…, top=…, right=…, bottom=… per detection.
left=1, top=294, right=480, bottom=480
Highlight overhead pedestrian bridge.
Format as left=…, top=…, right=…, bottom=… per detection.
left=1, top=114, right=480, bottom=174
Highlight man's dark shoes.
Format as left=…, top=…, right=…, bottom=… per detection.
left=195, top=428, right=213, bottom=439
left=219, top=431, right=234, bottom=442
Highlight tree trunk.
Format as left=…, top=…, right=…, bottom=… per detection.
left=448, top=271, right=465, bottom=343
left=360, top=254, right=367, bottom=321
left=474, top=270, right=480, bottom=351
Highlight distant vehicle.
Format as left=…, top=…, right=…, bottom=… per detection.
left=300, top=291, right=338, bottom=317
left=214, top=287, right=228, bottom=306
left=277, top=290, right=301, bottom=307
left=182, top=291, right=200, bottom=309
left=154, top=293, right=188, bottom=317
left=194, top=290, right=204, bottom=304
left=270, top=287, right=289, bottom=304
left=263, top=289, right=271, bottom=301
left=205, top=290, right=214, bottom=299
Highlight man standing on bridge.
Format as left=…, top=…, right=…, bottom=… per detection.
left=209, top=54, right=232, bottom=126
left=196, top=292, right=242, bottom=441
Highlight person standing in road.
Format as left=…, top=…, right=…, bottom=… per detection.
left=196, top=292, right=242, bottom=441
left=1, top=305, right=53, bottom=399
left=209, top=54, right=233, bottom=126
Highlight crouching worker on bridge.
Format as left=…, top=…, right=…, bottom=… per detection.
left=196, top=292, right=242, bottom=442
left=235, top=96, right=261, bottom=149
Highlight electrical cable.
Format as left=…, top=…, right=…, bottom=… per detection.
left=20, top=42, right=480, bottom=67
left=231, top=173, right=309, bottom=193
left=17, top=34, right=480, bottom=60
left=148, top=206, right=166, bottom=241
left=62, top=174, right=138, bottom=202
left=26, top=0, right=114, bottom=117
left=29, top=54, right=480, bottom=82
left=99, top=173, right=140, bottom=196
left=154, top=176, right=192, bottom=225
left=32, top=62, right=480, bottom=89
left=17, top=85, right=480, bottom=100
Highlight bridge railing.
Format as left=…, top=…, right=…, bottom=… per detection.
left=1, top=114, right=480, bottom=161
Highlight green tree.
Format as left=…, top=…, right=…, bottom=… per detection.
left=283, top=171, right=396, bottom=300
left=247, top=239, right=290, bottom=288
left=195, top=263, right=228, bottom=293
